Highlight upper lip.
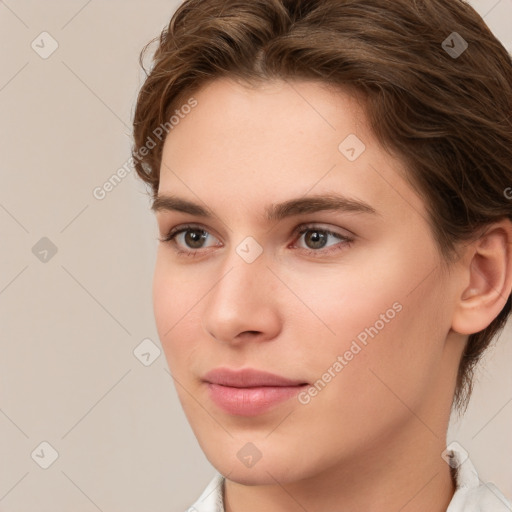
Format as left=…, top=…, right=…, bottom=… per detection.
left=203, top=368, right=308, bottom=388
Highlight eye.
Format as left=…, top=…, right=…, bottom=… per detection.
left=292, top=225, right=354, bottom=257
left=158, top=224, right=220, bottom=257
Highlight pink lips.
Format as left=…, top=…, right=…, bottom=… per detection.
left=203, top=368, right=308, bottom=416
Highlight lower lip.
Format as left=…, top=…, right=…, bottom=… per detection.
left=206, top=383, right=307, bottom=416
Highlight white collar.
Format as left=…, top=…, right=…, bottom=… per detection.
left=188, top=445, right=511, bottom=512
left=446, top=445, right=511, bottom=511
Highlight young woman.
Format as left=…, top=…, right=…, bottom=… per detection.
left=131, top=1, right=512, bottom=510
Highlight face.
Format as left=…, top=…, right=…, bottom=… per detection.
left=152, top=78, right=463, bottom=485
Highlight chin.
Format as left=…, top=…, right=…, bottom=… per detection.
left=199, top=437, right=315, bottom=486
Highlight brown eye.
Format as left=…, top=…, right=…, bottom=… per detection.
left=293, top=225, right=354, bottom=257
left=303, top=230, right=329, bottom=250
left=183, top=229, right=208, bottom=249
left=160, top=224, right=221, bottom=257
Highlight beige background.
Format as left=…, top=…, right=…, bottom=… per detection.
left=0, top=1, right=511, bottom=510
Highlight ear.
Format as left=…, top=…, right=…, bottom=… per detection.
left=451, top=219, right=512, bottom=335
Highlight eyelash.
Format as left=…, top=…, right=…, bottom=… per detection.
left=158, top=223, right=354, bottom=259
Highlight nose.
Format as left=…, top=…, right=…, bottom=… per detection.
left=201, top=249, right=282, bottom=345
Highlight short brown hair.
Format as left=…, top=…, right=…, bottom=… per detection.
left=132, top=0, right=512, bottom=412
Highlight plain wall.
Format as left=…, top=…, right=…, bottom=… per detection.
left=1, top=1, right=511, bottom=510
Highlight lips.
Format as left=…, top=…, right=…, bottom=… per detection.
left=202, top=368, right=309, bottom=416
left=202, top=367, right=308, bottom=388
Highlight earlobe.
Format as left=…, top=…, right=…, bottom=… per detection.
left=451, top=219, right=512, bottom=335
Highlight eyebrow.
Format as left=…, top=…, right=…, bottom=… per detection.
left=151, top=193, right=377, bottom=221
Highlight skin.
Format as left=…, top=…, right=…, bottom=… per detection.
left=151, top=77, right=512, bottom=512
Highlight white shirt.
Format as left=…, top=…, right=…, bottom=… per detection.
left=186, top=446, right=511, bottom=511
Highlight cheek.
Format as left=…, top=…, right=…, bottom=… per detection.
left=152, top=254, right=202, bottom=375
left=294, top=245, right=450, bottom=419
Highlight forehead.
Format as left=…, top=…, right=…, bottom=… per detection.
left=163, top=77, right=368, bottom=162
left=158, top=77, right=427, bottom=224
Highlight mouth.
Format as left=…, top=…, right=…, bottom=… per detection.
left=202, top=367, right=309, bottom=416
